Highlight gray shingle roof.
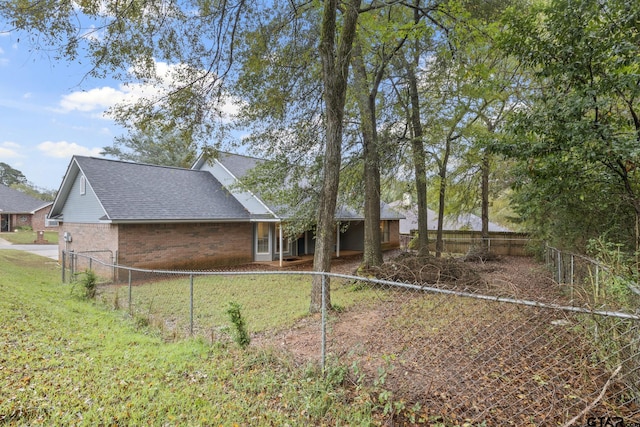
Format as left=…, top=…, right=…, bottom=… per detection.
left=0, top=184, right=51, bottom=213
left=388, top=201, right=510, bottom=233
left=210, top=152, right=403, bottom=221
left=217, top=152, right=263, bottom=179
left=75, top=157, right=250, bottom=221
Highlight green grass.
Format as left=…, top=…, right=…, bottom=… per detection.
left=0, top=251, right=379, bottom=426
left=0, top=230, right=58, bottom=244
left=100, top=273, right=382, bottom=338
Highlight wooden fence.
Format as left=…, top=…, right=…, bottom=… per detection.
left=400, top=230, right=535, bottom=257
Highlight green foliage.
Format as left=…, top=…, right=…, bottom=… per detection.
left=0, top=230, right=58, bottom=244
left=227, top=154, right=320, bottom=238
left=226, top=301, right=250, bottom=349
left=586, top=238, right=635, bottom=308
left=0, top=162, right=27, bottom=186
left=74, top=269, right=98, bottom=300
left=408, top=232, right=420, bottom=250
left=102, top=274, right=380, bottom=340
left=8, top=182, right=57, bottom=201
left=0, top=251, right=380, bottom=425
left=101, top=128, right=197, bottom=168
left=498, top=0, right=640, bottom=251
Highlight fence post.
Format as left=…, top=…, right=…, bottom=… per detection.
left=570, top=254, right=575, bottom=304
left=190, top=274, right=194, bottom=336
left=70, top=251, right=75, bottom=279
left=595, top=264, right=600, bottom=303
left=61, top=250, right=66, bottom=283
left=557, top=249, right=562, bottom=283
left=545, top=244, right=549, bottom=266
left=128, top=269, right=132, bottom=313
left=321, top=273, right=327, bottom=372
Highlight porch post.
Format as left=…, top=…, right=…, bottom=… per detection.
left=279, top=221, right=283, bottom=267
left=336, top=222, right=340, bottom=258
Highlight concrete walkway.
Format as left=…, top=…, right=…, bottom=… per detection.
left=0, top=237, right=59, bottom=260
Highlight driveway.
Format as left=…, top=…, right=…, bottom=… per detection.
left=0, top=238, right=59, bottom=260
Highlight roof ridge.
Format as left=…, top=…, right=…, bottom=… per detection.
left=219, top=151, right=263, bottom=160
left=76, top=156, right=196, bottom=172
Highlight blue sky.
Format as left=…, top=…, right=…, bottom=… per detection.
left=0, top=31, right=130, bottom=191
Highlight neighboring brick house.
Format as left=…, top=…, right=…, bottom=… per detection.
left=48, top=153, right=402, bottom=273
left=0, top=184, right=55, bottom=233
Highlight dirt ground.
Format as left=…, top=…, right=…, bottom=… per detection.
left=255, top=252, right=640, bottom=426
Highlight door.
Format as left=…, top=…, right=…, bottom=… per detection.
left=254, top=222, right=272, bottom=262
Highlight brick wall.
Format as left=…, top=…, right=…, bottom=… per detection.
left=118, top=222, right=253, bottom=270
left=59, top=222, right=119, bottom=279
left=32, top=206, right=55, bottom=231
left=9, top=213, right=31, bottom=231
left=381, top=220, right=401, bottom=251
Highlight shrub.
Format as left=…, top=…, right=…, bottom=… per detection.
left=75, top=269, right=98, bottom=300
left=226, top=301, right=250, bottom=349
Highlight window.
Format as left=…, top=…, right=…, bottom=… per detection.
left=275, top=223, right=289, bottom=254
left=256, top=223, right=270, bottom=254
left=80, top=175, right=86, bottom=195
left=380, top=221, right=390, bottom=243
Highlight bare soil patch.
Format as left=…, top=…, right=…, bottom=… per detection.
left=256, top=252, right=639, bottom=425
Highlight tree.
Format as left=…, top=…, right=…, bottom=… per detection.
left=499, top=0, right=640, bottom=252
left=0, top=162, right=27, bottom=187
left=102, top=128, right=198, bottom=168
left=392, top=33, right=433, bottom=256
left=308, top=0, right=362, bottom=312
left=349, top=5, right=414, bottom=269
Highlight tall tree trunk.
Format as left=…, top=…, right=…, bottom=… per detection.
left=436, top=138, right=451, bottom=258
left=481, top=150, right=490, bottom=251
left=399, top=2, right=430, bottom=256
left=406, top=62, right=429, bottom=256
left=352, top=41, right=382, bottom=269
left=310, top=0, right=361, bottom=313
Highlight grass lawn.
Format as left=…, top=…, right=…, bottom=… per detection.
left=100, top=272, right=382, bottom=339
left=0, top=251, right=379, bottom=426
left=0, top=230, right=58, bottom=244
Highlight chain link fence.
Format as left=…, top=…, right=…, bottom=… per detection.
left=63, top=250, right=640, bottom=426
left=545, top=245, right=640, bottom=309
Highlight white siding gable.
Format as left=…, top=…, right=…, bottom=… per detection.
left=59, top=172, right=108, bottom=223
left=198, top=161, right=275, bottom=218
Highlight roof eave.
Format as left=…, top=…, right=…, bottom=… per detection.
left=108, top=218, right=251, bottom=224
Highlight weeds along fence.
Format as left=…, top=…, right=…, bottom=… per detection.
left=545, top=245, right=640, bottom=308
left=63, top=250, right=640, bottom=426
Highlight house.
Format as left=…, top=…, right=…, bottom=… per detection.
left=48, top=153, right=402, bottom=271
left=0, top=184, right=55, bottom=233
left=388, top=200, right=510, bottom=234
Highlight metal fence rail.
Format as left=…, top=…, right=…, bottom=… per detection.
left=63, top=250, right=640, bottom=425
left=545, top=245, right=640, bottom=306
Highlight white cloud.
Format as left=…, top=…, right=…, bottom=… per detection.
left=37, top=141, right=103, bottom=158
left=58, top=86, right=130, bottom=113
left=56, top=59, right=240, bottom=121
left=0, top=141, right=23, bottom=158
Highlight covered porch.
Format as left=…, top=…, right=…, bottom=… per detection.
left=253, top=250, right=362, bottom=270
left=253, top=219, right=365, bottom=266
